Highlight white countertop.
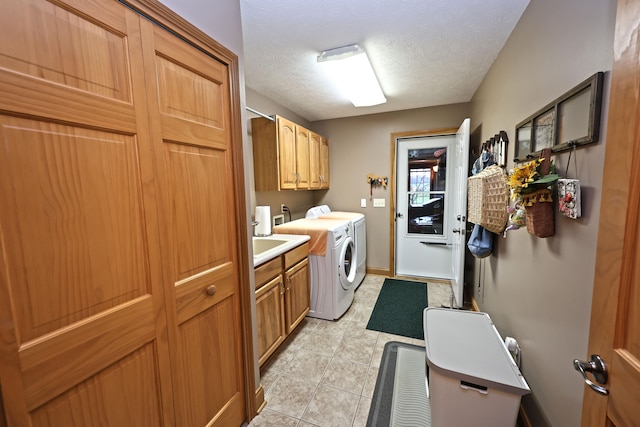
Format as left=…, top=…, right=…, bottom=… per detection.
left=253, top=234, right=310, bottom=267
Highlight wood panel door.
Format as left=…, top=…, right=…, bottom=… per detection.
left=140, top=20, right=246, bottom=427
left=0, top=0, right=174, bottom=425
left=581, top=0, right=640, bottom=425
left=277, top=117, right=297, bottom=190
left=284, top=258, right=310, bottom=335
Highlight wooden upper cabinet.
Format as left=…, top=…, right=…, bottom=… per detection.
left=252, top=115, right=329, bottom=191
left=309, top=132, right=322, bottom=189
left=277, top=117, right=298, bottom=189
left=320, top=136, right=330, bottom=189
left=295, top=126, right=310, bottom=188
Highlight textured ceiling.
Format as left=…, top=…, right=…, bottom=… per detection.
left=240, top=0, right=530, bottom=122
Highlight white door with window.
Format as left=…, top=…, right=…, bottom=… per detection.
left=394, top=120, right=469, bottom=307
left=451, top=119, right=470, bottom=307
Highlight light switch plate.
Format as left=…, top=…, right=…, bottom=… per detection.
left=373, top=198, right=385, bottom=207
left=360, top=198, right=367, bottom=208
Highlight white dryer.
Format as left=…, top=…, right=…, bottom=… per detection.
left=306, top=205, right=366, bottom=289
left=273, top=218, right=356, bottom=320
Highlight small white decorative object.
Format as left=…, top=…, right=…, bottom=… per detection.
left=558, top=179, right=581, bottom=219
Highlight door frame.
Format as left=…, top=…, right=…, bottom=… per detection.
left=389, top=127, right=458, bottom=277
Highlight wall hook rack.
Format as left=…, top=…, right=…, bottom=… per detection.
left=367, top=173, right=388, bottom=198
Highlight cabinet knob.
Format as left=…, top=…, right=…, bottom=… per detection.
left=206, top=285, right=217, bottom=296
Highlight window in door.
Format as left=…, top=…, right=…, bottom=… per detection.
left=406, top=147, right=447, bottom=235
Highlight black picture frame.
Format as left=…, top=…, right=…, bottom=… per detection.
left=514, top=72, right=604, bottom=162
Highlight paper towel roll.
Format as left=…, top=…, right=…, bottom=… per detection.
left=254, top=206, right=271, bottom=236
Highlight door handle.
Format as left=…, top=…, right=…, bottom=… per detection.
left=573, top=354, right=609, bottom=396
left=452, top=228, right=462, bottom=233
left=420, top=241, right=448, bottom=246
left=396, top=212, right=404, bottom=218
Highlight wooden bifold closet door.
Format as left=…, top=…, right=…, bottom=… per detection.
left=0, top=0, right=247, bottom=426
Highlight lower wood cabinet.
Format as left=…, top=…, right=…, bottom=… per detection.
left=255, top=243, right=310, bottom=366
left=284, top=257, right=310, bottom=335
left=256, top=274, right=286, bottom=366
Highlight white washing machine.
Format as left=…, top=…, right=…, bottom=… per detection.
left=306, top=205, right=366, bottom=289
left=273, top=218, right=356, bottom=320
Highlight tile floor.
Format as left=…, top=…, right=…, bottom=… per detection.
left=248, top=274, right=453, bottom=427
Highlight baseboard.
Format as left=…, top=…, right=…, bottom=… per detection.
left=467, top=290, right=480, bottom=312
left=518, top=405, right=532, bottom=427
left=254, top=385, right=265, bottom=415
left=366, top=267, right=391, bottom=276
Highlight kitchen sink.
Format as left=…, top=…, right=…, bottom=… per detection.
left=252, top=234, right=311, bottom=267
left=252, top=238, right=289, bottom=255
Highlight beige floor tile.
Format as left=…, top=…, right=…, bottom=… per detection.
left=412, top=338, right=426, bottom=347
left=302, top=331, right=343, bottom=355
left=264, top=374, right=317, bottom=419
left=352, top=397, right=372, bottom=427
left=255, top=274, right=449, bottom=427
left=285, top=350, right=332, bottom=382
left=335, top=334, right=376, bottom=365
left=248, top=408, right=299, bottom=426
left=301, top=385, right=359, bottom=427
left=320, top=358, right=368, bottom=395
left=258, top=367, right=280, bottom=393
left=314, top=318, right=350, bottom=336
left=362, top=366, right=379, bottom=398
left=428, top=282, right=453, bottom=307
left=377, top=332, right=414, bottom=344
left=263, top=346, right=296, bottom=373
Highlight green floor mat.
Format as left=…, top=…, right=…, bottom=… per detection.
left=366, top=278, right=428, bottom=339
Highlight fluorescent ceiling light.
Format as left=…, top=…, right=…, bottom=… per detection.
left=317, top=44, right=386, bottom=107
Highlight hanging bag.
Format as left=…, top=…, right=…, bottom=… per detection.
left=558, top=144, right=581, bottom=219
left=467, top=224, right=493, bottom=258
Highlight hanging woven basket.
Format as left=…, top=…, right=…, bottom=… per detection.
left=522, top=188, right=555, bottom=238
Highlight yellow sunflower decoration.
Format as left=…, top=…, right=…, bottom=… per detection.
left=507, top=158, right=558, bottom=200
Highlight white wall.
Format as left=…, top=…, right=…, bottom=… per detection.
left=470, top=0, right=616, bottom=425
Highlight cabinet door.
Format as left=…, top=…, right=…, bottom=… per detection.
left=0, top=2, right=173, bottom=425
left=284, top=258, right=310, bottom=334
left=142, top=21, right=245, bottom=427
left=295, top=126, right=310, bottom=189
left=320, top=137, right=331, bottom=189
left=277, top=117, right=298, bottom=190
left=256, top=275, right=286, bottom=366
left=309, top=132, right=322, bottom=189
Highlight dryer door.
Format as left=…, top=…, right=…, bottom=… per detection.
left=338, top=236, right=357, bottom=290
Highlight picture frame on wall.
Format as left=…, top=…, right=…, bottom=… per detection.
left=514, top=72, right=604, bottom=162
left=533, top=108, right=555, bottom=151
